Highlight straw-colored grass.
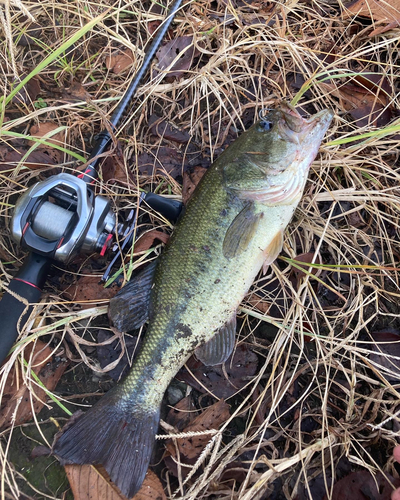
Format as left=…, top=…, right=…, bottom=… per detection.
left=1, top=0, right=400, bottom=498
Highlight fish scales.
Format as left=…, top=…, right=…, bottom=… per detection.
left=53, top=102, right=333, bottom=498
left=124, top=159, right=296, bottom=409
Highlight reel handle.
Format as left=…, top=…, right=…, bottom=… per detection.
left=0, top=253, right=51, bottom=365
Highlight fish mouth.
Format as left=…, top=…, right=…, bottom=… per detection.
left=278, top=102, right=334, bottom=143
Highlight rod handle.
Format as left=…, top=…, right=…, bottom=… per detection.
left=0, top=253, right=51, bottom=365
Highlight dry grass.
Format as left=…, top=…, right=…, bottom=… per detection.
left=1, top=0, right=400, bottom=498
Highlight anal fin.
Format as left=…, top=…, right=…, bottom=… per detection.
left=195, top=315, right=236, bottom=366
left=108, top=260, right=157, bottom=332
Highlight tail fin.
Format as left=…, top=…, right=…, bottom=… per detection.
left=52, top=391, right=160, bottom=498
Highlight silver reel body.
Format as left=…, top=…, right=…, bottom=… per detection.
left=11, top=173, right=116, bottom=263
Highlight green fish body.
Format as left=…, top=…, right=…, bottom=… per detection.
left=53, top=103, right=333, bottom=498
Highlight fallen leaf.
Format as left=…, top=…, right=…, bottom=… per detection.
left=14, top=22, right=41, bottom=46
left=246, top=274, right=295, bottom=319
left=165, top=395, right=197, bottom=431
left=321, top=73, right=393, bottom=127
left=101, top=153, right=134, bottom=184
left=156, top=36, right=199, bottom=78
left=132, top=469, right=166, bottom=500
left=0, top=340, right=68, bottom=429
left=290, top=252, right=322, bottom=282
left=164, top=399, right=230, bottom=479
left=148, top=114, right=190, bottom=144
left=323, top=470, right=400, bottom=500
left=147, top=20, right=162, bottom=35
left=133, top=230, right=169, bottom=254
left=65, top=465, right=165, bottom=500
left=178, top=344, right=258, bottom=399
left=0, top=143, right=61, bottom=171
left=105, top=48, right=135, bottom=74
left=62, top=81, right=92, bottom=103
left=344, top=0, right=400, bottom=35
left=62, top=272, right=119, bottom=307
left=182, top=166, right=207, bottom=204
left=137, top=146, right=184, bottom=179
left=12, top=75, right=41, bottom=104
left=171, top=399, right=229, bottom=460
left=29, top=121, right=65, bottom=150
left=0, top=121, right=65, bottom=171
left=368, top=330, right=400, bottom=383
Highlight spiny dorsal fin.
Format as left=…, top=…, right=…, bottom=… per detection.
left=195, top=315, right=236, bottom=366
left=223, top=203, right=263, bottom=259
left=108, top=260, right=157, bottom=332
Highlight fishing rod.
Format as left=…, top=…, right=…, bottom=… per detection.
left=0, top=0, right=184, bottom=365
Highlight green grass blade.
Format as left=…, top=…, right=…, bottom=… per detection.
left=1, top=129, right=87, bottom=162
left=3, top=12, right=107, bottom=107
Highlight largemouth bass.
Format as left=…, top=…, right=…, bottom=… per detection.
left=53, top=102, right=333, bottom=497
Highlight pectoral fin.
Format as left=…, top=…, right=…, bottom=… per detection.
left=108, top=260, right=157, bottom=332
left=195, top=315, right=236, bottom=366
left=223, top=203, right=263, bottom=259
left=262, top=229, right=284, bottom=273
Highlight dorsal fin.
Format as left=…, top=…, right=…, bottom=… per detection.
left=108, top=260, right=157, bottom=332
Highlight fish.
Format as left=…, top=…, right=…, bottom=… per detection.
left=52, top=102, right=333, bottom=498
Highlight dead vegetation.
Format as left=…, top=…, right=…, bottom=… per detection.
left=1, top=0, right=400, bottom=498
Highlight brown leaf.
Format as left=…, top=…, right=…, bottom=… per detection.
left=137, top=146, right=184, bottom=179
left=321, top=73, right=393, bottom=127
left=368, top=330, right=400, bottom=383
left=165, top=400, right=230, bottom=478
left=29, top=121, right=65, bottom=150
left=0, top=340, right=68, bottom=429
left=148, top=114, right=190, bottom=144
left=147, top=20, right=162, bottom=35
left=178, top=344, right=258, bottom=399
left=182, top=166, right=207, bottom=204
left=133, top=230, right=169, bottom=255
left=245, top=292, right=271, bottom=314
left=344, top=0, right=400, bottom=28
left=12, top=75, right=41, bottom=104
left=101, top=154, right=134, bottom=184
left=156, top=36, right=199, bottom=78
left=105, top=48, right=135, bottom=74
left=133, top=469, right=166, bottom=500
left=291, top=252, right=322, bottom=281
left=0, top=144, right=61, bottom=171
left=65, top=465, right=165, bottom=500
left=165, top=395, right=197, bottom=432
left=323, top=471, right=400, bottom=500
left=62, top=272, right=119, bottom=307
left=62, top=81, right=92, bottom=103
left=14, top=22, right=41, bottom=47
left=176, top=399, right=230, bottom=460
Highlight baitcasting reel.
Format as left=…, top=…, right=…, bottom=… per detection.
left=0, top=0, right=185, bottom=365
left=11, top=173, right=116, bottom=264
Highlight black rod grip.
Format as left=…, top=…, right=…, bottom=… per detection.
left=0, top=253, right=51, bottom=365
left=144, top=192, right=183, bottom=222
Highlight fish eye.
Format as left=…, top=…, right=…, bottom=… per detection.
left=259, top=120, right=273, bottom=131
